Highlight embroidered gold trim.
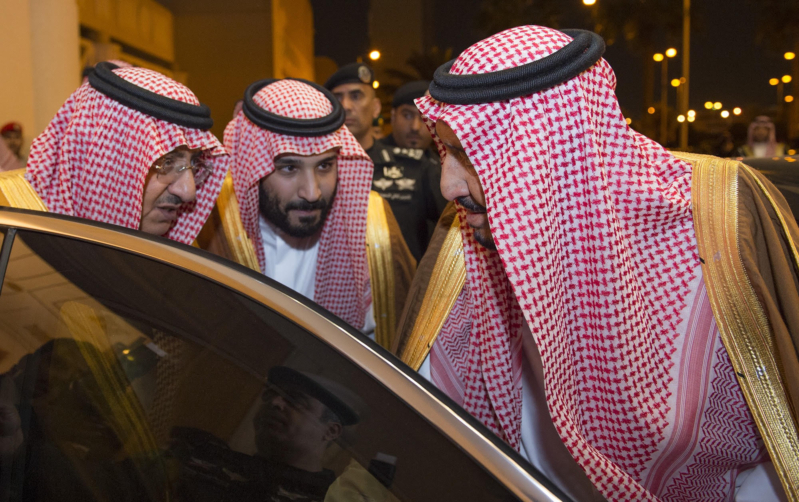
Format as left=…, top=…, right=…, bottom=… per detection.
left=399, top=214, right=466, bottom=370
left=366, top=192, right=396, bottom=349
left=216, top=173, right=260, bottom=272
left=687, top=152, right=799, bottom=501
left=0, top=169, right=48, bottom=211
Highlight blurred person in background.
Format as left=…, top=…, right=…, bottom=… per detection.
left=740, top=116, right=785, bottom=157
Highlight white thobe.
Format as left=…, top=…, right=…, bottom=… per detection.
left=259, top=216, right=376, bottom=337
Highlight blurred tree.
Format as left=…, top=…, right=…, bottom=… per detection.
left=475, top=0, right=565, bottom=36
left=590, top=0, right=682, bottom=139
left=750, top=0, right=799, bottom=139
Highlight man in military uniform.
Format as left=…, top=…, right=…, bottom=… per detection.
left=325, top=72, right=447, bottom=262
left=325, top=63, right=382, bottom=152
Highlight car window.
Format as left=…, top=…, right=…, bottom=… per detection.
left=0, top=229, right=525, bottom=502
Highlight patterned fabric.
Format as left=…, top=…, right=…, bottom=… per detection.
left=417, top=26, right=763, bottom=500
left=25, top=67, right=227, bottom=245
left=224, top=80, right=373, bottom=329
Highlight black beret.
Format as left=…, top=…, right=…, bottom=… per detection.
left=392, top=80, right=430, bottom=108
left=324, top=62, right=375, bottom=90
left=267, top=366, right=360, bottom=426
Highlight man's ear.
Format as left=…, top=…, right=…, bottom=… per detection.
left=371, top=96, right=382, bottom=120
left=323, top=422, right=343, bottom=442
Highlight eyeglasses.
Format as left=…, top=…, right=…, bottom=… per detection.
left=152, top=155, right=213, bottom=186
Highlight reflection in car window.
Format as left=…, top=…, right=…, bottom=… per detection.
left=0, top=230, right=524, bottom=502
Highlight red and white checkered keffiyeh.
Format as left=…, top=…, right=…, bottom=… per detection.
left=25, top=67, right=228, bottom=245
left=224, top=79, right=373, bottom=329
left=418, top=26, right=763, bottom=500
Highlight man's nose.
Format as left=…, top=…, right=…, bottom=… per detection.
left=440, top=155, right=469, bottom=202
left=297, top=170, right=322, bottom=202
left=268, top=394, right=287, bottom=410
left=411, top=115, right=424, bottom=132
left=169, top=169, right=197, bottom=203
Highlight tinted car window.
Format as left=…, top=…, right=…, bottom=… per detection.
left=0, top=229, right=522, bottom=501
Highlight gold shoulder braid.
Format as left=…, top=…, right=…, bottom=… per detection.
left=685, top=151, right=799, bottom=500
left=366, top=192, right=396, bottom=349
left=216, top=172, right=260, bottom=272
left=399, top=214, right=466, bottom=370
left=0, top=168, right=47, bottom=211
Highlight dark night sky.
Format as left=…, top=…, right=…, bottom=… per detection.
left=313, top=0, right=794, bottom=121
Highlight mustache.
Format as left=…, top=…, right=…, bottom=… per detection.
left=455, top=195, right=486, bottom=214
left=155, top=193, right=184, bottom=206
left=285, top=199, right=327, bottom=211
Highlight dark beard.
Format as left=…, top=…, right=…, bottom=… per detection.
left=258, top=184, right=336, bottom=239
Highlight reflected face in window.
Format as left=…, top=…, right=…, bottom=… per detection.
left=254, top=383, right=342, bottom=468
left=259, top=150, right=339, bottom=239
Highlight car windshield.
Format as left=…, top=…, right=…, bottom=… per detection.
left=0, top=224, right=542, bottom=502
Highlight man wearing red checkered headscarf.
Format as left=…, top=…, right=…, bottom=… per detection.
left=394, top=26, right=799, bottom=501
left=0, top=63, right=227, bottom=245
left=220, top=78, right=414, bottom=341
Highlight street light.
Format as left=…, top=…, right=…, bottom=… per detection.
left=687, top=115, right=695, bottom=123
left=372, top=80, right=380, bottom=89
left=583, top=0, right=597, bottom=5
left=713, top=102, right=722, bottom=110
left=369, top=50, right=381, bottom=61
left=783, top=75, right=793, bottom=84
left=704, top=101, right=713, bottom=109
left=786, top=52, right=797, bottom=61
left=687, top=109, right=696, bottom=117
left=653, top=53, right=664, bottom=62
left=648, top=107, right=656, bottom=114
left=625, top=117, right=632, bottom=125
left=733, top=107, right=742, bottom=115
left=677, top=115, right=685, bottom=122
left=770, top=78, right=780, bottom=86
left=787, top=95, right=795, bottom=103
left=671, top=78, right=681, bottom=87
left=721, top=110, right=730, bottom=118
left=666, top=48, right=677, bottom=58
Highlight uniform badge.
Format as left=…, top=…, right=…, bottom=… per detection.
left=373, top=178, right=394, bottom=190
left=358, top=66, right=371, bottom=83
left=395, top=178, right=416, bottom=190
left=383, top=166, right=404, bottom=179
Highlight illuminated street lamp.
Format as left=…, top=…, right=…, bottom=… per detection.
left=677, top=114, right=685, bottom=123
left=786, top=52, right=797, bottom=61
left=653, top=53, right=664, bottom=62
left=666, top=48, right=677, bottom=58
left=583, top=0, right=597, bottom=5
left=713, top=102, right=722, bottom=110
left=648, top=107, right=656, bottom=114
left=783, top=75, right=793, bottom=84
left=770, top=78, right=780, bottom=86
left=721, top=110, right=730, bottom=118
left=625, top=117, right=632, bottom=125
left=687, top=115, right=695, bottom=123
left=372, top=80, right=380, bottom=89
left=687, top=109, right=696, bottom=117
left=704, top=101, right=713, bottom=109
left=671, top=78, right=681, bottom=87
left=787, top=95, right=795, bottom=103
left=369, top=50, right=381, bottom=61
left=733, top=107, right=742, bottom=115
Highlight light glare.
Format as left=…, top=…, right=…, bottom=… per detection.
left=721, top=110, right=730, bottom=118
left=369, top=50, right=381, bottom=61
left=666, top=48, right=677, bottom=58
